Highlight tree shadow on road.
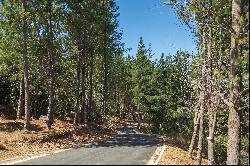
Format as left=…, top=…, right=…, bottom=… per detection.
left=72, top=124, right=164, bottom=149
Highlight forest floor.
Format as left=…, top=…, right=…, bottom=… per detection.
left=0, top=117, right=120, bottom=162
left=159, top=135, right=208, bottom=165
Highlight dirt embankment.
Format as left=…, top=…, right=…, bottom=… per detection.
left=159, top=136, right=208, bottom=165
left=0, top=118, right=118, bottom=161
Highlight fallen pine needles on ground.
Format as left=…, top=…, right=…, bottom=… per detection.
left=159, top=136, right=208, bottom=165
left=0, top=118, right=119, bottom=161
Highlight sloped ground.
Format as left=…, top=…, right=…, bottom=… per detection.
left=0, top=118, right=118, bottom=161
left=159, top=146, right=208, bottom=165
left=159, top=136, right=208, bottom=165
left=158, top=135, right=249, bottom=165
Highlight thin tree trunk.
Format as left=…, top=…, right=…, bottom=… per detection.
left=88, top=48, right=94, bottom=122
left=22, top=0, right=30, bottom=130
left=121, top=97, right=124, bottom=119
left=227, top=0, right=242, bottom=165
left=208, top=111, right=216, bottom=165
left=46, top=0, right=55, bottom=130
left=81, top=47, right=87, bottom=124
left=196, top=30, right=206, bottom=165
left=188, top=108, right=200, bottom=158
left=102, top=1, right=108, bottom=120
left=196, top=101, right=205, bottom=165
left=238, top=44, right=243, bottom=165
left=84, top=53, right=89, bottom=123
left=102, top=51, right=108, bottom=119
left=207, top=20, right=216, bottom=165
left=33, top=99, right=37, bottom=120
left=17, top=74, right=25, bottom=119
left=137, top=104, right=141, bottom=129
left=74, top=47, right=82, bottom=125
left=117, top=87, right=122, bottom=118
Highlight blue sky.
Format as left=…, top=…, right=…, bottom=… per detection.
left=116, top=0, right=197, bottom=60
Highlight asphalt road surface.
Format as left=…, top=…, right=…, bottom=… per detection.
left=13, top=123, right=162, bottom=165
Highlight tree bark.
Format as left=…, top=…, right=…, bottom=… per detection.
left=17, top=74, right=25, bottom=119
left=137, top=104, right=141, bottom=129
left=121, top=97, right=125, bottom=119
left=88, top=48, right=94, bottom=122
left=196, top=30, right=206, bottom=165
left=74, top=46, right=82, bottom=125
left=238, top=44, right=244, bottom=165
left=81, top=46, right=87, bottom=124
left=102, top=48, right=108, bottom=119
left=102, top=1, right=108, bottom=120
left=21, top=0, right=31, bottom=130
left=227, top=0, right=242, bottom=164
left=196, top=99, right=205, bottom=165
left=208, top=111, right=217, bottom=165
left=188, top=107, right=200, bottom=158
left=46, top=0, right=56, bottom=130
left=207, top=20, right=216, bottom=165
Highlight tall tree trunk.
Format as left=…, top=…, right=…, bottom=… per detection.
left=85, top=62, right=89, bottom=123
left=188, top=107, right=200, bottom=158
left=196, top=30, right=206, bottom=165
left=227, top=0, right=242, bottom=165
left=238, top=44, right=244, bottom=165
left=33, top=98, right=37, bottom=120
left=196, top=98, right=205, bottom=165
left=85, top=61, right=89, bottom=122
left=188, top=39, right=204, bottom=157
left=208, top=111, right=217, bottom=165
left=46, top=0, right=55, bottom=130
left=121, top=97, right=125, bottom=119
left=22, top=0, right=30, bottom=130
left=88, top=48, right=94, bottom=122
left=17, top=74, right=25, bottom=119
left=116, top=86, right=122, bottom=118
left=74, top=47, right=82, bottom=125
left=102, top=48, right=108, bottom=119
left=137, top=104, right=141, bottom=129
left=102, top=1, right=108, bottom=120
left=81, top=47, right=87, bottom=124
left=207, top=21, right=216, bottom=165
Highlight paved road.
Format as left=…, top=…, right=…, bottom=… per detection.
left=13, top=123, right=162, bottom=165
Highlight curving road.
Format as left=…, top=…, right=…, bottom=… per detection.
left=11, top=123, right=163, bottom=165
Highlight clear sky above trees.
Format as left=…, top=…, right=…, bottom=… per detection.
left=116, top=0, right=197, bottom=59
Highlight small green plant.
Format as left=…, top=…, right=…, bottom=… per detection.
left=241, top=135, right=249, bottom=152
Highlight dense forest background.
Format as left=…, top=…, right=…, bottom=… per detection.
left=0, top=0, right=249, bottom=165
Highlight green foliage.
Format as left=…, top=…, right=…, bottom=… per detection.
left=0, top=75, right=11, bottom=104
left=127, top=38, right=195, bottom=136
left=215, top=136, right=228, bottom=165
left=241, top=135, right=249, bottom=152
left=0, top=1, right=249, bottom=164
left=0, top=0, right=124, bottom=121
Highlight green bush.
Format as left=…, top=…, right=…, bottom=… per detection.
left=215, top=135, right=228, bottom=165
